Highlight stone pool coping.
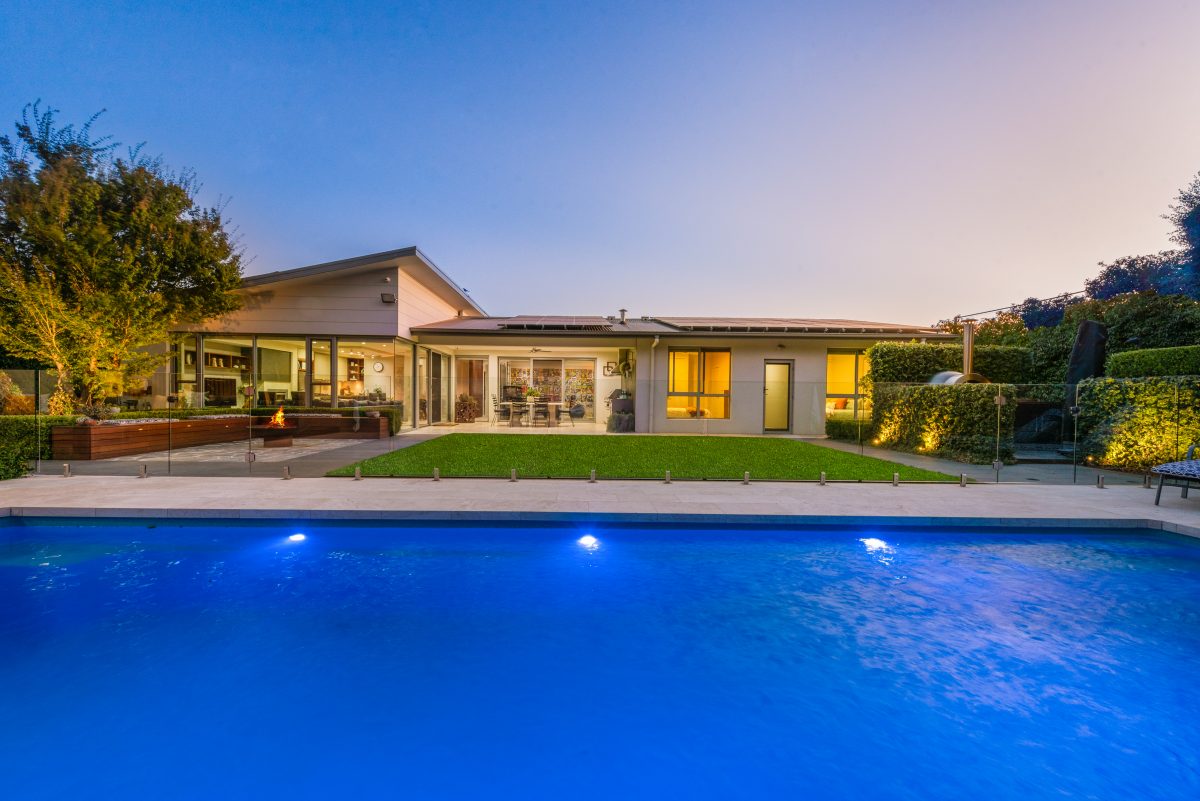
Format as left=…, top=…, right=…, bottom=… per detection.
left=0, top=476, right=1197, bottom=538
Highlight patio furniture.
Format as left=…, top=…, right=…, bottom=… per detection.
left=1152, top=445, right=1200, bottom=505
left=531, top=402, right=550, bottom=427
left=508, top=402, right=527, bottom=427
left=556, top=402, right=575, bottom=427
left=491, top=394, right=509, bottom=425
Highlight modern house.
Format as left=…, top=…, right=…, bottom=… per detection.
left=131, top=247, right=950, bottom=435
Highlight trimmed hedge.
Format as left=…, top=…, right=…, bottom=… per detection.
left=1106, top=345, right=1200, bottom=378
left=0, top=415, right=77, bottom=464
left=1077, top=376, right=1200, bottom=471
left=866, top=342, right=1031, bottom=385
left=871, top=384, right=1017, bottom=464
left=0, top=442, right=30, bottom=480
left=825, top=417, right=875, bottom=442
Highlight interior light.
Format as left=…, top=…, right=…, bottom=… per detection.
left=288, top=533, right=307, bottom=542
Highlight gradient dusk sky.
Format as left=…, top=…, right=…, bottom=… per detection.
left=2, top=1, right=1198, bottom=323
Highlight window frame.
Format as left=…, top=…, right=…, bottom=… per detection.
left=826, top=348, right=869, bottom=416
left=666, top=347, right=732, bottom=419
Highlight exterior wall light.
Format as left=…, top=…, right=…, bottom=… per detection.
left=381, top=292, right=396, bottom=303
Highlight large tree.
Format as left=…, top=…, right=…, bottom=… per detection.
left=0, top=103, right=243, bottom=412
left=1084, top=251, right=1193, bottom=300
left=1165, top=170, right=1200, bottom=295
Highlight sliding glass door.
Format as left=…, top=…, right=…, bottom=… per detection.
left=496, top=358, right=597, bottom=420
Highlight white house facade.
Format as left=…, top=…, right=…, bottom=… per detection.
left=133, top=247, right=949, bottom=435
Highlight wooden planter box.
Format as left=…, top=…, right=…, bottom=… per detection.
left=52, top=418, right=250, bottom=460
left=52, top=415, right=390, bottom=460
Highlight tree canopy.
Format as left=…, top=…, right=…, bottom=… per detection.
left=1166, top=170, right=1200, bottom=269
left=0, top=103, right=243, bottom=412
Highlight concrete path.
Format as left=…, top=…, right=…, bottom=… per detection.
left=804, top=437, right=1141, bottom=485
left=1, top=475, right=1196, bottom=536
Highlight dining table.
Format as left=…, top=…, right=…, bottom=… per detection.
left=500, top=400, right=561, bottom=426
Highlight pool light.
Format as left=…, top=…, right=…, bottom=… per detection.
left=288, top=533, right=307, bottom=542
left=860, top=537, right=888, bottom=551
left=577, top=535, right=599, bottom=549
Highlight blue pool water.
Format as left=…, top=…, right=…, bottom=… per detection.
left=1, top=519, right=1198, bottom=800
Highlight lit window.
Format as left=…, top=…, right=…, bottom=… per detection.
left=667, top=349, right=731, bottom=418
left=826, top=349, right=870, bottom=419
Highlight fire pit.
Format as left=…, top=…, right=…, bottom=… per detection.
left=251, top=406, right=298, bottom=447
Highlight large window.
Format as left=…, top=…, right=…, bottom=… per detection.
left=201, top=336, right=253, bottom=407
left=336, top=339, right=397, bottom=406
left=174, top=334, right=200, bottom=408
left=256, top=338, right=307, bottom=406
left=826, top=349, right=870, bottom=419
left=666, top=349, right=730, bottom=419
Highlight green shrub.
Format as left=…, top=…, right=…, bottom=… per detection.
left=825, top=417, right=875, bottom=442
left=0, top=415, right=77, bottom=461
left=1106, top=345, right=1200, bottom=378
left=1077, top=377, right=1200, bottom=471
left=0, top=441, right=30, bottom=480
left=871, top=384, right=1017, bottom=463
left=866, top=342, right=1031, bottom=385
left=1027, top=293, right=1200, bottom=383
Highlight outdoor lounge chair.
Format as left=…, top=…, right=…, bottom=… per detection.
left=1152, top=445, right=1200, bottom=505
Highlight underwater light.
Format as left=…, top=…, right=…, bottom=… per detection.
left=288, top=534, right=307, bottom=542
left=577, top=535, right=599, bottom=548
left=859, top=537, right=889, bottom=551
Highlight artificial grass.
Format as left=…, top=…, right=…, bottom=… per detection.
left=329, top=434, right=956, bottom=481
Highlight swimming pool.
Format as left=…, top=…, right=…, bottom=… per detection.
left=1, top=518, right=1197, bottom=799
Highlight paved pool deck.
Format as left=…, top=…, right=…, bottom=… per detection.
left=1, top=475, right=1196, bottom=537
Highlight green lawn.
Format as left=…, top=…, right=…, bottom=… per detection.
left=329, top=434, right=956, bottom=481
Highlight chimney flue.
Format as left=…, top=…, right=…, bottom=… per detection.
left=618, top=308, right=628, bottom=324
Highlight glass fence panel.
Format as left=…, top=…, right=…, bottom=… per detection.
left=7, top=371, right=1196, bottom=484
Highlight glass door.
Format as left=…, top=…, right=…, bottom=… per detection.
left=763, top=360, right=792, bottom=432
left=563, top=359, right=596, bottom=420
left=418, top=347, right=430, bottom=424
left=455, top=358, right=487, bottom=422
left=531, top=359, right=563, bottom=401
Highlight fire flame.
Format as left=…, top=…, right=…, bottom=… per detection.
left=267, top=406, right=287, bottom=428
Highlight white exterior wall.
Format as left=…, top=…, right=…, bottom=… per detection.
left=395, top=268, right=464, bottom=339
left=633, top=337, right=890, bottom=436
left=198, top=267, right=403, bottom=337
left=188, top=264, right=465, bottom=339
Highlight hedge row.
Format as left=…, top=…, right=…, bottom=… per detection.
left=1106, top=345, right=1200, bottom=379
left=1076, top=377, right=1200, bottom=470
left=866, top=342, right=1031, bottom=385
left=0, top=415, right=77, bottom=465
left=870, top=383, right=1017, bottom=463
left=825, top=417, right=874, bottom=442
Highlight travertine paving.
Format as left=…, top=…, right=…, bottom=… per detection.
left=0, top=475, right=1196, bottom=536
